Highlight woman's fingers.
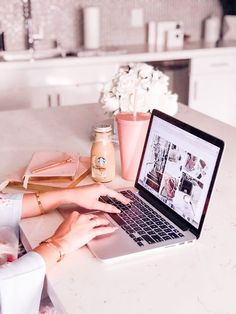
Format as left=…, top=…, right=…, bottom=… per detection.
left=70, top=183, right=131, bottom=213
left=94, top=201, right=121, bottom=213
left=78, top=213, right=96, bottom=222
left=92, top=225, right=119, bottom=237
left=104, top=189, right=131, bottom=205
left=92, top=186, right=131, bottom=213
left=87, top=214, right=119, bottom=240
left=89, top=215, right=110, bottom=228
left=68, top=211, right=80, bottom=223
left=96, top=183, right=131, bottom=205
left=51, top=212, right=118, bottom=256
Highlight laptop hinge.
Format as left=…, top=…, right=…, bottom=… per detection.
left=139, top=190, right=189, bottom=231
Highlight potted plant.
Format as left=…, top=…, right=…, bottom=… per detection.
left=100, top=62, right=178, bottom=181
left=101, top=62, right=178, bottom=117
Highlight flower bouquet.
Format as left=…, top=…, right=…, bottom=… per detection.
left=100, top=62, right=178, bottom=181
left=101, top=62, right=178, bottom=118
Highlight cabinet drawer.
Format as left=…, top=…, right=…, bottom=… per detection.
left=56, top=83, right=103, bottom=106
left=27, top=63, right=120, bottom=87
left=191, top=54, right=236, bottom=75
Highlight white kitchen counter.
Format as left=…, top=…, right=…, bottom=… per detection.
left=1, top=40, right=236, bottom=119
left=1, top=103, right=236, bottom=314
left=0, top=40, right=236, bottom=69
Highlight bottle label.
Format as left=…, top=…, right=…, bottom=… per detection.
left=91, top=155, right=107, bottom=179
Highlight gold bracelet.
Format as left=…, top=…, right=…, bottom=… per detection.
left=35, top=192, right=45, bottom=215
left=40, top=238, right=65, bottom=262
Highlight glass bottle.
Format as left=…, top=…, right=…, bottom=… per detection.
left=91, top=124, right=115, bottom=182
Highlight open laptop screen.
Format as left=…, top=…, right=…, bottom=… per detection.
left=137, top=110, right=223, bottom=232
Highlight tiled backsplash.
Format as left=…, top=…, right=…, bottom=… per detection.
left=0, top=0, right=222, bottom=51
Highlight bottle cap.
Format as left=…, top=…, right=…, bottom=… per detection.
left=94, top=124, right=112, bottom=133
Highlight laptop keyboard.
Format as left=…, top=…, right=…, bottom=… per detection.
left=99, top=190, right=184, bottom=247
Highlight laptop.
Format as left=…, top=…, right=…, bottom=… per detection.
left=87, top=109, right=224, bottom=261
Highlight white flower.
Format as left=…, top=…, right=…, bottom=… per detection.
left=100, top=62, right=178, bottom=115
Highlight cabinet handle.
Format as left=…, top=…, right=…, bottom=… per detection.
left=47, top=94, right=52, bottom=107
left=57, top=93, right=61, bottom=107
left=193, top=81, right=198, bottom=101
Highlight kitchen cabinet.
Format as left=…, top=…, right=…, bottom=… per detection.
left=0, top=70, right=53, bottom=110
left=28, top=83, right=105, bottom=108
left=29, top=62, right=120, bottom=107
left=0, top=67, right=49, bottom=110
left=0, top=62, right=120, bottom=110
left=54, top=83, right=104, bottom=107
left=1, top=42, right=236, bottom=115
left=189, top=54, right=236, bottom=127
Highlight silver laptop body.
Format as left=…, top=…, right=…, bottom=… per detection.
left=88, top=109, right=224, bottom=262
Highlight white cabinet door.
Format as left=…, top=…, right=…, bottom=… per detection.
left=0, top=61, right=120, bottom=111
left=0, top=86, right=52, bottom=110
left=55, top=83, right=104, bottom=107
left=0, top=68, right=29, bottom=110
left=0, top=68, right=51, bottom=110
left=29, top=86, right=56, bottom=108
left=28, top=62, right=120, bottom=107
left=189, top=72, right=236, bottom=126
left=0, top=88, right=29, bottom=110
left=54, top=63, right=119, bottom=106
left=189, top=55, right=236, bottom=127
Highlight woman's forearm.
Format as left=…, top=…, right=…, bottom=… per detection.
left=33, top=241, right=63, bottom=270
left=20, top=184, right=130, bottom=270
left=21, top=189, right=71, bottom=218
left=21, top=183, right=129, bottom=219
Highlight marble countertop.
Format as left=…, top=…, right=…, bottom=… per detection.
left=1, top=103, right=235, bottom=314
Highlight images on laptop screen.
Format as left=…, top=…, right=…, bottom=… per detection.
left=137, top=115, right=221, bottom=229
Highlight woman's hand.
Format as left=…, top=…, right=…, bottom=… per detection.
left=65, top=183, right=130, bottom=214
left=51, top=211, right=117, bottom=255
left=22, top=183, right=130, bottom=218
left=34, top=210, right=117, bottom=269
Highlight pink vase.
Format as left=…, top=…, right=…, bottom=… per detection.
left=116, top=112, right=150, bottom=181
